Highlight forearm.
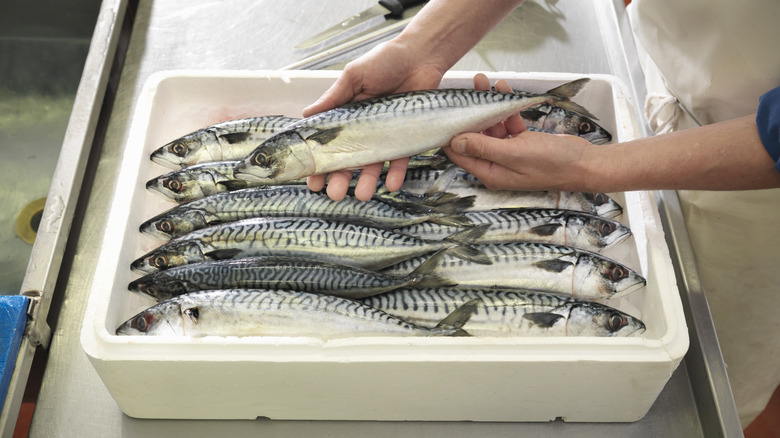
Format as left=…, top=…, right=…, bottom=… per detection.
left=394, top=0, right=525, bottom=73
left=580, top=115, right=780, bottom=192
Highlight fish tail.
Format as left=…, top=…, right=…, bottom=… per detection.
left=430, top=214, right=473, bottom=227
left=433, top=298, right=481, bottom=336
left=545, top=78, right=590, bottom=99
left=443, top=245, right=492, bottom=265
left=443, top=223, right=490, bottom=244
left=408, top=250, right=458, bottom=288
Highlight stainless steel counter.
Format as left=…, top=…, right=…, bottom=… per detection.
left=25, top=0, right=742, bottom=436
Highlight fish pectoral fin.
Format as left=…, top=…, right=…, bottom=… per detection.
left=533, top=259, right=573, bottom=273
left=530, top=223, right=563, bottom=236
left=219, top=132, right=253, bottom=144
left=434, top=298, right=481, bottom=336
left=523, top=312, right=564, bottom=328
left=182, top=306, right=200, bottom=324
left=204, top=249, right=243, bottom=260
left=304, top=126, right=345, bottom=145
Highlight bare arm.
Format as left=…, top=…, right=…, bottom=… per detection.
left=446, top=114, right=780, bottom=193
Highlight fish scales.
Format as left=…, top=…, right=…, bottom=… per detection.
left=382, top=242, right=646, bottom=300
left=131, top=217, right=486, bottom=274
left=116, top=289, right=477, bottom=337
left=360, top=288, right=645, bottom=337
left=139, top=186, right=470, bottom=240
left=235, top=83, right=593, bottom=184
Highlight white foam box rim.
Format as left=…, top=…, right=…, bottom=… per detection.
left=81, top=70, right=689, bottom=422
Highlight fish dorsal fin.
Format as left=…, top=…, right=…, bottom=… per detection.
left=523, top=312, right=564, bottom=328
left=530, top=223, right=563, bottom=237
left=546, top=78, right=590, bottom=99
left=219, top=132, right=253, bottom=144
left=533, top=259, right=573, bottom=273
left=304, top=126, right=345, bottom=145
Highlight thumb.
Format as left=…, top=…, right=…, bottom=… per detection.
left=302, top=76, right=357, bottom=117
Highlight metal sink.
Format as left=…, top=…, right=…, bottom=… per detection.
left=0, top=1, right=100, bottom=294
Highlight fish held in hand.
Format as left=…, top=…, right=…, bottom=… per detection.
left=116, top=289, right=479, bottom=338
left=234, top=80, right=595, bottom=184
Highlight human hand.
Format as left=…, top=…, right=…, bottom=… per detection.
left=444, top=75, right=594, bottom=192
left=304, top=40, right=446, bottom=201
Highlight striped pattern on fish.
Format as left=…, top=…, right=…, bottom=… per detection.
left=128, top=256, right=453, bottom=302
left=116, top=289, right=479, bottom=338
left=382, top=243, right=646, bottom=300
left=150, top=116, right=300, bottom=169
left=395, top=208, right=631, bottom=251
left=234, top=81, right=596, bottom=184
left=361, top=288, right=645, bottom=337
left=131, top=217, right=490, bottom=274
left=139, top=186, right=474, bottom=240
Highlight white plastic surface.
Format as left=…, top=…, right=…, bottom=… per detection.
left=80, top=70, right=688, bottom=422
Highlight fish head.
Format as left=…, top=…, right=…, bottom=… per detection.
left=146, top=172, right=204, bottom=203
left=131, top=240, right=206, bottom=274
left=564, top=213, right=632, bottom=249
left=572, top=253, right=646, bottom=299
left=116, top=300, right=185, bottom=336
left=566, top=303, right=646, bottom=337
left=542, top=107, right=612, bottom=145
left=128, top=272, right=189, bottom=301
left=150, top=129, right=217, bottom=169
left=234, top=131, right=315, bottom=184
left=564, top=192, right=623, bottom=219
left=139, top=209, right=211, bottom=240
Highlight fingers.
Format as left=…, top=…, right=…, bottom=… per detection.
left=306, top=174, right=327, bottom=192
left=383, top=157, right=409, bottom=192
left=353, top=162, right=385, bottom=201
left=324, top=170, right=354, bottom=201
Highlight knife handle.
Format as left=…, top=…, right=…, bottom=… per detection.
left=379, top=0, right=427, bottom=18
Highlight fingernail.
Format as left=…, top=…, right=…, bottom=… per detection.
left=453, top=138, right=467, bottom=154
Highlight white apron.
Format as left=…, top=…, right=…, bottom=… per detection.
left=627, top=0, right=780, bottom=426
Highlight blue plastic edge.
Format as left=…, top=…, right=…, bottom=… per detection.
left=0, top=295, right=29, bottom=413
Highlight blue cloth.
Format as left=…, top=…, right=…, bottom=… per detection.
left=756, top=86, right=780, bottom=172
left=0, top=295, right=29, bottom=413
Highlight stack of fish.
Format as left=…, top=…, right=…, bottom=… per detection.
left=118, top=79, right=647, bottom=339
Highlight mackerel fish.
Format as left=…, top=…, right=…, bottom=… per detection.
left=116, top=289, right=479, bottom=338
left=382, top=242, right=646, bottom=300
left=521, top=104, right=612, bottom=144
left=131, top=217, right=491, bottom=274
left=139, top=186, right=475, bottom=240
left=361, top=288, right=645, bottom=337
left=150, top=115, right=300, bottom=169
left=395, top=208, right=631, bottom=252
left=401, top=166, right=623, bottom=218
left=234, top=79, right=596, bottom=184
left=129, top=256, right=454, bottom=301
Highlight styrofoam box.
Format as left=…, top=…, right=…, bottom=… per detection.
left=81, top=70, right=688, bottom=422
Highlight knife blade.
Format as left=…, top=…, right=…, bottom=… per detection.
left=295, top=0, right=427, bottom=50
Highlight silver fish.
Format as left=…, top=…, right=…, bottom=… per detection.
left=234, top=80, right=596, bottom=184
left=116, top=289, right=479, bottom=338
left=128, top=255, right=454, bottom=302
left=138, top=186, right=474, bottom=240
left=131, top=217, right=490, bottom=274
left=382, top=243, right=646, bottom=300
left=401, top=166, right=623, bottom=218
left=395, top=208, right=631, bottom=252
left=150, top=115, right=300, bottom=169
left=361, top=288, right=646, bottom=337
left=521, top=104, right=612, bottom=144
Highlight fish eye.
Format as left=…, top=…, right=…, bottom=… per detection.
left=584, top=192, right=608, bottom=205
left=607, top=264, right=628, bottom=282
left=599, top=221, right=617, bottom=236
left=250, top=152, right=272, bottom=167
left=170, top=142, right=187, bottom=157
left=578, top=121, right=594, bottom=134
left=164, top=178, right=184, bottom=193
left=131, top=312, right=154, bottom=332
left=607, top=312, right=627, bottom=332
left=157, top=219, right=174, bottom=234
left=152, top=254, right=169, bottom=269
